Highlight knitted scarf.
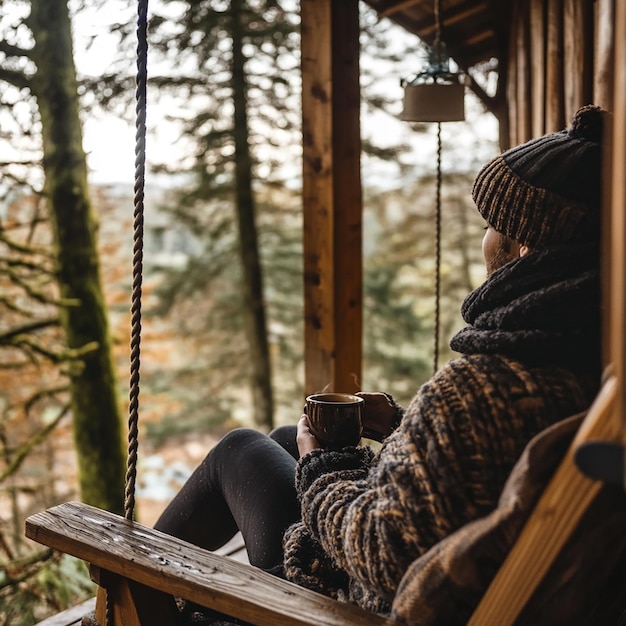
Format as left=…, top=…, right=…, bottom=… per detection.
left=450, top=243, right=601, bottom=375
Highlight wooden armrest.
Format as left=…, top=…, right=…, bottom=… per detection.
left=25, top=501, right=394, bottom=626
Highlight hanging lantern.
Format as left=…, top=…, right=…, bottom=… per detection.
left=401, top=41, right=465, bottom=123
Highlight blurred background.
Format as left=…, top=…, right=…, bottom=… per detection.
left=0, top=1, right=498, bottom=622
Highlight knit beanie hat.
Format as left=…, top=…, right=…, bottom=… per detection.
left=472, top=105, right=606, bottom=248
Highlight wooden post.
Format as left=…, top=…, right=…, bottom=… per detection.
left=563, top=0, right=594, bottom=121
left=610, top=0, right=626, bottom=467
left=301, top=0, right=362, bottom=395
left=530, top=0, right=546, bottom=137
left=596, top=0, right=616, bottom=371
left=515, top=0, right=532, bottom=142
left=92, top=566, right=179, bottom=625
left=594, top=0, right=615, bottom=110
left=506, top=5, right=518, bottom=147
left=545, top=0, right=564, bottom=132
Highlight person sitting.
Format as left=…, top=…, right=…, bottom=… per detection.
left=154, top=105, right=605, bottom=622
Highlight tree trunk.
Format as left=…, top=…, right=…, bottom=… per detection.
left=28, top=0, right=125, bottom=514
left=230, top=0, right=274, bottom=430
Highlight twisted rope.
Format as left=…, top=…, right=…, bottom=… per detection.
left=433, top=122, right=442, bottom=374
left=124, top=0, right=148, bottom=523
left=105, top=598, right=113, bottom=626
left=105, top=5, right=148, bottom=623
left=432, top=0, right=443, bottom=374
left=434, top=0, right=442, bottom=46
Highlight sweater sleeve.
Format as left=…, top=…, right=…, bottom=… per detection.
left=293, top=355, right=595, bottom=602
left=294, top=375, right=466, bottom=600
left=292, top=360, right=502, bottom=600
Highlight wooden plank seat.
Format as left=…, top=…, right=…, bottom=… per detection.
left=32, top=535, right=248, bottom=625
left=25, top=501, right=395, bottom=626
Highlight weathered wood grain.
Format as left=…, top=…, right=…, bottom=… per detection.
left=34, top=597, right=96, bottom=626
left=25, top=502, right=394, bottom=626
left=594, top=0, right=615, bottom=109
left=301, top=0, right=362, bottom=396
left=609, top=0, right=626, bottom=452
left=545, top=0, right=564, bottom=132
left=530, top=0, right=545, bottom=137
left=515, top=1, right=531, bottom=142
left=563, top=0, right=594, bottom=121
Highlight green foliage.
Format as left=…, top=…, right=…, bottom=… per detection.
left=0, top=552, right=94, bottom=626
left=363, top=263, right=432, bottom=398
left=115, top=1, right=498, bottom=436
left=139, top=2, right=434, bottom=434
left=146, top=401, right=240, bottom=446
left=28, top=0, right=126, bottom=514
left=0, top=0, right=502, bottom=621
left=361, top=169, right=488, bottom=406
left=146, top=0, right=301, bottom=189
left=150, top=187, right=305, bottom=431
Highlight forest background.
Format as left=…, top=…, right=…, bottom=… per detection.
left=0, top=0, right=498, bottom=623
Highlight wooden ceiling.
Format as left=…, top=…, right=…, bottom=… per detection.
left=363, top=0, right=511, bottom=71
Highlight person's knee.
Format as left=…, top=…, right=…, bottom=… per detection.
left=220, top=427, right=262, bottom=446
left=213, top=428, right=265, bottom=459
left=268, top=425, right=295, bottom=442
left=204, top=428, right=267, bottom=487
left=268, top=425, right=298, bottom=459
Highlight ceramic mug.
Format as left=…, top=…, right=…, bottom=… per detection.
left=305, top=393, right=364, bottom=448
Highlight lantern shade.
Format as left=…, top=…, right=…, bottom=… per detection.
left=401, top=82, right=465, bottom=122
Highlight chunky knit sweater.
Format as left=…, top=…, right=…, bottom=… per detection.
left=282, top=244, right=601, bottom=615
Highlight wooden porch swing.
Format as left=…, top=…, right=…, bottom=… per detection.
left=26, top=1, right=626, bottom=625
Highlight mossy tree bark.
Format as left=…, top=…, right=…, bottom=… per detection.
left=27, top=0, right=125, bottom=514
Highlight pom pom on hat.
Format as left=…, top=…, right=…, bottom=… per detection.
left=569, top=104, right=604, bottom=142
left=472, top=105, right=607, bottom=248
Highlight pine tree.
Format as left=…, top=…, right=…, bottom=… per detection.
left=138, top=0, right=303, bottom=431
left=0, top=0, right=126, bottom=514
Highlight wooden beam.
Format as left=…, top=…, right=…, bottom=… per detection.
left=610, top=0, right=626, bottom=459
left=529, top=0, right=545, bottom=137
left=465, top=70, right=496, bottom=112
left=379, top=0, right=422, bottom=18
left=594, top=0, right=615, bottom=110
left=301, top=0, right=362, bottom=395
left=464, top=28, right=495, bottom=46
left=545, top=0, right=565, bottom=132
left=515, top=0, right=532, bottom=142
left=493, top=56, right=510, bottom=151
left=506, top=3, right=519, bottom=146
left=563, top=0, right=594, bottom=121
left=387, top=1, right=489, bottom=35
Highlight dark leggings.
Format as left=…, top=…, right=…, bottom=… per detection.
left=154, top=425, right=300, bottom=570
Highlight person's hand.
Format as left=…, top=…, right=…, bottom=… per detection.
left=297, top=413, right=321, bottom=457
left=356, top=392, right=396, bottom=442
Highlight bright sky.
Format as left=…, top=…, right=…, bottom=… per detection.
left=71, top=1, right=500, bottom=187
